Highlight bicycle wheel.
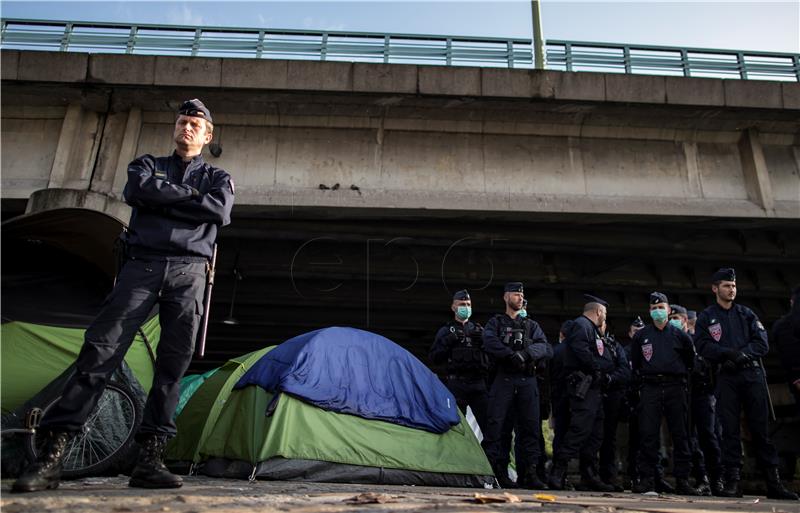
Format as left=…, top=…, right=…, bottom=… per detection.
left=29, top=382, right=141, bottom=479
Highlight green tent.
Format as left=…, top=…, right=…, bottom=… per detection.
left=1, top=319, right=160, bottom=414
left=168, top=348, right=494, bottom=487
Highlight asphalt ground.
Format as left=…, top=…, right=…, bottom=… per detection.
left=2, top=477, right=800, bottom=513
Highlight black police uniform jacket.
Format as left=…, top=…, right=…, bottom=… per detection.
left=562, top=315, right=614, bottom=375
left=483, top=313, right=552, bottom=374
left=630, top=323, right=694, bottom=376
left=429, top=320, right=488, bottom=378
left=694, top=303, right=768, bottom=364
left=123, top=152, right=234, bottom=259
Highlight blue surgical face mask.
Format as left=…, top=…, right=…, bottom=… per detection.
left=456, top=306, right=471, bottom=321
left=517, top=309, right=527, bottom=318
left=650, top=308, right=668, bottom=324
left=669, top=319, right=683, bottom=330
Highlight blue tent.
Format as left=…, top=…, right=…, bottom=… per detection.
left=235, top=327, right=460, bottom=433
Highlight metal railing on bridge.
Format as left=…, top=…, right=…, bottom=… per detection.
left=1, top=18, right=798, bottom=81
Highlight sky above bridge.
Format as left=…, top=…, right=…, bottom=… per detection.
left=2, top=1, right=798, bottom=54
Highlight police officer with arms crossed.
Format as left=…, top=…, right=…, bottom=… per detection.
left=429, top=289, right=490, bottom=434
left=548, top=294, right=614, bottom=492
left=13, top=99, right=234, bottom=493
left=694, top=268, right=798, bottom=500
left=482, top=282, right=552, bottom=489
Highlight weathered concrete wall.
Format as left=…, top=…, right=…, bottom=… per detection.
left=2, top=50, right=799, bottom=219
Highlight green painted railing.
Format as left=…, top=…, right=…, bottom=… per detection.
left=546, top=40, right=799, bottom=81
left=1, top=18, right=798, bottom=81
left=0, top=18, right=532, bottom=68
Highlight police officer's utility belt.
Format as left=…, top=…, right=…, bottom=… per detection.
left=641, top=374, right=686, bottom=384
left=738, top=359, right=760, bottom=370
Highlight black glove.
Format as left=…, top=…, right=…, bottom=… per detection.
left=510, top=351, right=527, bottom=371
left=734, top=352, right=752, bottom=366
left=723, top=349, right=739, bottom=362
left=722, top=360, right=737, bottom=372
left=189, top=186, right=202, bottom=199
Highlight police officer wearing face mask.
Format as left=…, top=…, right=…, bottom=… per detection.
left=430, top=289, right=489, bottom=433
left=548, top=294, right=614, bottom=492
left=671, top=304, right=723, bottom=497
left=695, top=268, right=798, bottom=500
left=13, top=99, right=234, bottom=493
left=630, top=293, right=697, bottom=495
left=482, top=282, right=552, bottom=489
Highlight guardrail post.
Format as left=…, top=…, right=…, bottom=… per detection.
left=446, top=38, right=452, bottom=66
left=321, top=32, right=328, bottom=61
left=191, top=28, right=201, bottom=56
left=507, top=40, right=514, bottom=68
left=60, top=22, right=73, bottom=52
left=1, top=20, right=8, bottom=43
left=383, top=35, right=390, bottom=63
left=680, top=49, right=690, bottom=77
left=565, top=42, right=572, bottom=72
left=623, top=45, right=631, bottom=73
left=737, top=52, right=747, bottom=79
left=256, top=30, right=265, bottom=58
left=126, top=26, right=137, bottom=54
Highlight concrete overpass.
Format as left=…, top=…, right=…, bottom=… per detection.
left=2, top=50, right=799, bottom=378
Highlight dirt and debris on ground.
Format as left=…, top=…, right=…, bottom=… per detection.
left=2, top=477, right=799, bottom=513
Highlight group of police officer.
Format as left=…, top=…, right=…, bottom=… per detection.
left=430, top=270, right=799, bottom=500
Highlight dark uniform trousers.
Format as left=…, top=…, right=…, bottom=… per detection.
left=551, top=389, right=570, bottom=457
left=483, top=373, right=541, bottom=467
left=40, top=257, right=206, bottom=439
left=690, top=391, right=721, bottom=480
left=716, top=367, right=779, bottom=473
left=637, top=381, right=691, bottom=480
left=555, top=385, right=604, bottom=469
left=445, top=376, right=489, bottom=433
left=599, top=388, right=625, bottom=481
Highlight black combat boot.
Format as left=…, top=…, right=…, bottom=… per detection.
left=579, top=466, right=614, bottom=492
left=12, top=430, right=72, bottom=493
left=710, top=474, right=725, bottom=497
left=632, top=476, right=656, bottom=494
left=764, top=467, right=799, bottom=501
left=521, top=464, right=549, bottom=490
left=694, top=475, right=712, bottom=496
left=491, top=463, right=516, bottom=489
left=548, top=460, right=568, bottom=490
left=720, top=468, right=742, bottom=498
left=675, top=478, right=700, bottom=496
left=129, top=435, right=183, bottom=489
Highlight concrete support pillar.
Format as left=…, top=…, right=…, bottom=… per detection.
left=112, top=107, right=143, bottom=196
left=48, top=103, right=83, bottom=188
left=738, top=127, right=775, bottom=213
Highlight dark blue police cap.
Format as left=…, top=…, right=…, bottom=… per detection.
left=178, top=99, right=213, bottom=124
left=712, top=268, right=735, bottom=283
left=583, top=293, right=609, bottom=308
left=631, top=316, right=645, bottom=328
left=670, top=304, right=687, bottom=316
left=453, top=289, right=470, bottom=301
left=504, top=282, right=524, bottom=293
left=687, top=310, right=697, bottom=320
left=650, top=291, right=669, bottom=305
